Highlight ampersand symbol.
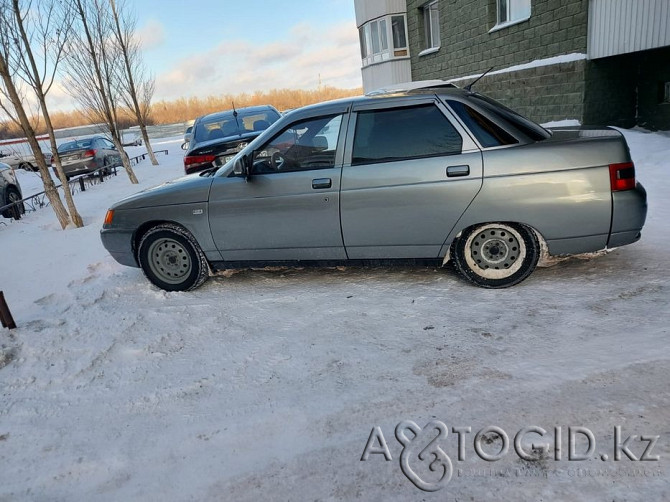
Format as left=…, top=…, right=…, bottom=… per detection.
left=395, top=420, right=453, bottom=492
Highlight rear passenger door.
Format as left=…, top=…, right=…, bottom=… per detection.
left=340, top=96, right=483, bottom=259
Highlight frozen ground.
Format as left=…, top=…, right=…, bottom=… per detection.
left=0, top=130, right=668, bottom=501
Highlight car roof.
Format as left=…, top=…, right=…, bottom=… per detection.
left=198, top=105, right=279, bottom=123
left=286, top=82, right=470, bottom=116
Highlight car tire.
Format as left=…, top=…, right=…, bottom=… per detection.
left=3, top=186, right=25, bottom=219
left=452, top=222, right=539, bottom=288
left=137, top=223, right=210, bottom=291
left=19, top=162, right=36, bottom=172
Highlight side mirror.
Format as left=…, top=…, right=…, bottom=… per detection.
left=181, top=142, right=189, bottom=151
left=233, top=154, right=251, bottom=178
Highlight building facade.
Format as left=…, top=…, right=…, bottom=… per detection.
left=355, top=0, right=670, bottom=129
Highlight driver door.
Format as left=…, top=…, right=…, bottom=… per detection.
left=208, top=108, right=350, bottom=262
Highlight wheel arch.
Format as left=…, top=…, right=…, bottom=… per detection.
left=133, top=220, right=186, bottom=260
left=442, top=220, right=548, bottom=265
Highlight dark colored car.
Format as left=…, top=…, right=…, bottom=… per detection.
left=0, top=162, right=24, bottom=219
left=183, top=105, right=281, bottom=175
left=54, top=136, right=122, bottom=178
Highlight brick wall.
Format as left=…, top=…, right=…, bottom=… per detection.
left=407, top=0, right=589, bottom=81
left=406, top=0, right=589, bottom=123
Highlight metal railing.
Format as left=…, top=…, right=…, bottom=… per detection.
left=0, top=149, right=168, bottom=221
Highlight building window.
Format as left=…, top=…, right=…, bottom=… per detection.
left=496, top=0, right=531, bottom=26
left=423, top=1, right=440, bottom=51
left=359, top=14, right=409, bottom=67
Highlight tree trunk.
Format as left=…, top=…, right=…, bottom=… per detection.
left=9, top=0, right=84, bottom=228
left=110, top=134, right=138, bottom=184
left=0, top=54, right=71, bottom=229
left=139, top=123, right=158, bottom=165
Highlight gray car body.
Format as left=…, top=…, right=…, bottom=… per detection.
left=56, top=136, right=122, bottom=178
left=101, top=88, right=647, bottom=270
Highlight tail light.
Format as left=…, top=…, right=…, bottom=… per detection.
left=609, top=162, right=636, bottom=191
left=184, top=154, right=216, bottom=173
left=82, top=149, right=96, bottom=158
left=50, top=155, right=54, bottom=165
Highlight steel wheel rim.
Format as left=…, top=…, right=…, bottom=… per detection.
left=147, top=238, right=192, bottom=284
left=464, top=224, right=526, bottom=280
left=7, top=190, right=20, bottom=204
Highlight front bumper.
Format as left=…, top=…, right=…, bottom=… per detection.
left=100, top=227, right=139, bottom=267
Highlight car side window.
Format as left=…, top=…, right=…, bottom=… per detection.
left=447, top=100, right=518, bottom=148
left=252, top=114, right=342, bottom=174
left=352, top=104, right=462, bottom=166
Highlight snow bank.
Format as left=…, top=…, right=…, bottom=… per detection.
left=0, top=129, right=668, bottom=501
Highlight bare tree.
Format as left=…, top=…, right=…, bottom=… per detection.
left=65, top=0, right=138, bottom=183
left=7, top=0, right=84, bottom=227
left=0, top=53, right=72, bottom=229
left=108, top=0, right=158, bottom=165
left=0, top=3, right=73, bottom=229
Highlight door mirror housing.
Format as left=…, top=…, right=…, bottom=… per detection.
left=233, top=154, right=251, bottom=178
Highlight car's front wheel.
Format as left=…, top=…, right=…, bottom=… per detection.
left=137, top=224, right=210, bottom=291
left=452, top=222, right=539, bottom=288
left=3, top=186, right=25, bottom=219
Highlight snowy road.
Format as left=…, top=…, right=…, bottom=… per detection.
left=0, top=130, right=668, bottom=501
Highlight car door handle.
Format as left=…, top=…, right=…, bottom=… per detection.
left=312, top=178, right=332, bottom=189
left=446, top=165, right=470, bottom=177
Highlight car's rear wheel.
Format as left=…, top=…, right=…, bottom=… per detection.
left=137, top=224, right=210, bottom=291
left=3, top=186, right=25, bottom=219
left=452, top=222, right=539, bottom=288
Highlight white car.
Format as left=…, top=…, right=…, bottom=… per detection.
left=0, top=147, right=45, bottom=171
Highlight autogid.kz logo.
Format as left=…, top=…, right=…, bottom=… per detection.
left=360, top=421, right=661, bottom=492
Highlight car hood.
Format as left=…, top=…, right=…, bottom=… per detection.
left=111, top=173, right=214, bottom=210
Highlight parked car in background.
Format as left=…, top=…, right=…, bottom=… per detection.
left=54, top=136, right=122, bottom=178
left=183, top=105, right=281, bottom=175
left=0, top=147, right=47, bottom=172
left=0, top=162, right=24, bottom=219
left=122, top=133, right=143, bottom=147
left=102, top=84, right=647, bottom=291
left=184, top=125, right=193, bottom=145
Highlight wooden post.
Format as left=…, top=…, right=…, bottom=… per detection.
left=0, top=291, right=16, bottom=330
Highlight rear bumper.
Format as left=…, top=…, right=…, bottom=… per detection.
left=100, top=228, right=139, bottom=267
left=608, top=182, right=647, bottom=248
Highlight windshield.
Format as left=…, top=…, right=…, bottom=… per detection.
left=58, top=139, right=93, bottom=152
left=467, top=94, right=551, bottom=141
left=193, top=109, right=280, bottom=143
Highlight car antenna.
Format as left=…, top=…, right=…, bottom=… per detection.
left=465, top=66, right=494, bottom=92
left=232, top=101, right=241, bottom=132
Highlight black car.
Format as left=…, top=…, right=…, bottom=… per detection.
left=183, top=105, right=281, bottom=175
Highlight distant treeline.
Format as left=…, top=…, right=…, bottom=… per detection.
left=0, top=86, right=362, bottom=140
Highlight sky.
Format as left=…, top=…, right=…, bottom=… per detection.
left=45, top=0, right=363, bottom=111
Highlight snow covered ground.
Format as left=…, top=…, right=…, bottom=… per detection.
left=0, top=129, right=668, bottom=501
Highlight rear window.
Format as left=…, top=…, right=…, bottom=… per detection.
left=467, top=94, right=550, bottom=142
left=448, top=100, right=518, bottom=148
left=352, top=104, right=462, bottom=165
left=58, top=139, right=93, bottom=152
left=194, top=109, right=280, bottom=143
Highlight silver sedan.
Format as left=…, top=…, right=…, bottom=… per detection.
left=101, top=85, right=647, bottom=291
